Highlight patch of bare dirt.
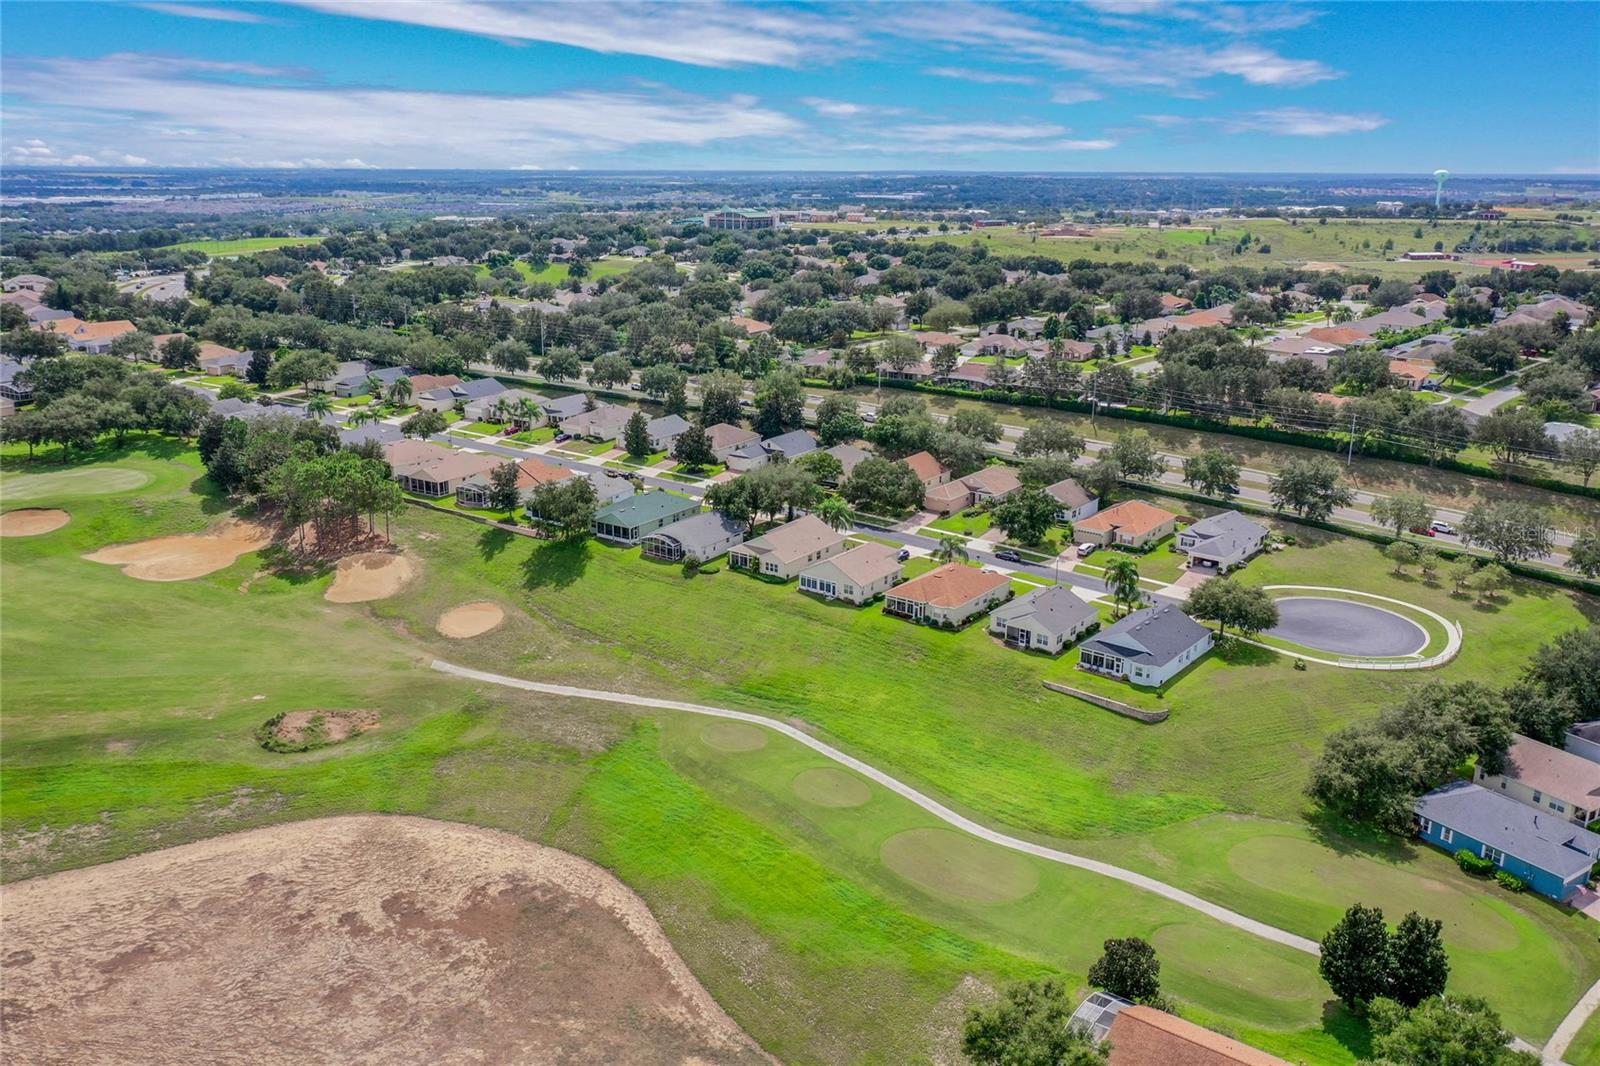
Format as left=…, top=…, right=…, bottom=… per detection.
left=0, top=508, right=69, bottom=537
left=0, top=816, right=773, bottom=1066
left=436, top=601, right=505, bottom=639
left=262, top=709, right=379, bottom=750
left=84, top=517, right=275, bottom=581
left=324, top=551, right=417, bottom=603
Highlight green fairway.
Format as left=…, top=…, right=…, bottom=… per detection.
left=478, top=255, right=638, bottom=285
left=5, top=438, right=1596, bottom=1058
left=157, top=236, right=323, bottom=255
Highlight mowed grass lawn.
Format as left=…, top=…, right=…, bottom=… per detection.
left=478, top=256, right=638, bottom=285
left=157, top=236, right=323, bottom=255
left=4, top=440, right=1597, bottom=1054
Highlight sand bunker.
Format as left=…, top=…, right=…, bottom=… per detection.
left=324, top=551, right=417, bottom=603
left=700, top=721, right=769, bottom=752
left=0, top=508, right=69, bottom=537
left=260, top=709, right=380, bottom=752
left=84, top=516, right=275, bottom=581
left=436, top=601, right=506, bottom=639
left=0, top=816, right=771, bottom=1066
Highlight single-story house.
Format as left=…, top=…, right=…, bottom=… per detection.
left=726, top=429, right=818, bottom=472
left=798, top=542, right=903, bottom=605
left=989, top=586, right=1099, bottom=654
left=1388, top=359, right=1433, bottom=390
left=560, top=403, right=633, bottom=442
left=1074, top=500, right=1178, bottom=549
left=338, top=421, right=404, bottom=448
left=1158, top=294, right=1193, bottom=313
left=61, top=319, right=137, bottom=354
left=728, top=514, right=847, bottom=580
left=340, top=364, right=409, bottom=398
left=585, top=470, right=637, bottom=506
left=1077, top=604, right=1212, bottom=687
left=1070, top=993, right=1290, bottom=1066
left=646, top=414, right=692, bottom=451
left=884, top=563, right=1011, bottom=627
left=1475, top=733, right=1600, bottom=827
left=417, top=377, right=507, bottom=413
left=823, top=443, right=871, bottom=481
left=0, top=360, right=34, bottom=403
left=705, top=422, right=761, bottom=462
left=1305, top=326, right=1368, bottom=347
left=730, top=315, right=771, bottom=335
left=1044, top=478, right=1099, bottom=523
left=593, top=490, right=701, bottom=545
left=903, top=450, right=949, bottom=488
left=1263, top=335, right=1345, bottom=367
left=464, top=387, right=543, bottom=423
left=2, top=274, right=52, bottom=294
left=1415, top=780, right=1600, bottom=902
left=535, top=393, right=594, bottom=424
left=391, top=446, right=501, bottom=497
left=196, top=343, right=251, bottom=377
left=641, top=510, right=746, bottom=562
left=27, top=305, right=74, bottom=326
left=405, top=373, right=462, bottom=395
left=456, top=456, right=574, bottom=508
left=1566, top=721, right=1600, bottom=764
left=1176, top=510, right=1268, bottom=572
left=942, top=361, right=995, bottom=390
left=961, top=465, right=1021, bottom=505
left=923, top=480, right=973, bottom=515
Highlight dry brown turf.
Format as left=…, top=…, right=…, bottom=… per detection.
left=0, top=816, right=772, bottom=1066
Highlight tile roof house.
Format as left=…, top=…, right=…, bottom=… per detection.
left=960, top=465, right=1021, bottom=504
left=405, top=373, right=462, bottom=394
left=197, top=342, right=251, bottom=377
left=1077, top=604, right=1212, bottom=687
left=1073, top=995, right=1290, bottom=1066
left=1158, top=293, right=1194, bottom=313
left=593, top=490, right=701, bottom=545
left=1475, top=734, right=1600, bottom=828
left=1073, top=500, right=1177, bottom=549
left=798, top=542, right=903, bottom=605
left=923, top=480, right=974, bottom=515
left=1415, top=780, right=1600, bottom=902
left=1176, top=510, right=1268, bottom=572
left=705, top=422, right=761, bottom=462
left=884, top=563, right=1012, bottom=627
left=61, top=319, right=137, bottom=353
left=455, top=456, right=574, bottom=508
left=641, top=510, right=746, bottom=562
left=729, top=515, right=848, bottom=580
left=1388, top=359, right=1433, bottom=390
left=1305, top=326, right=1368, bottom=346
left=902, top=450, right=950, bottom=487
left=730, top=315, right=772, bottom=335
left=391, top=446, right=501, bottom=497
left=725, top=429, right=817, bottom=472
left=1044, top=477, right=1099, bottom=523
left=560, top=403, right=633, bottom=442
left=989, top=586, right=1100, bottom=655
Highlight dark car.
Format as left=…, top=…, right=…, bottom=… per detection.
left=553, top=433, right=571, bottom=443
left=993, top=549, right=1024, bottom=564
left=1409, top=525, right=1436, bottom=537
left=896, top=547, right=911, bottom=562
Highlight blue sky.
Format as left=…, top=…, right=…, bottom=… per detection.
left=2, top=1, right=1595, bottom=172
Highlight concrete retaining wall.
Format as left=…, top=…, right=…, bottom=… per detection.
left=1041, top=681, right=1168, bottom=723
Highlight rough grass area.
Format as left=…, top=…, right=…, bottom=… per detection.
left=5, top=437, right=1597, bottom=1057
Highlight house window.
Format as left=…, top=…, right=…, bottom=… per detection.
left=1532, top=790, right=1543, bottom=804
left=1439, top=827, right=1453, bottom=844
left=1483, top=846, right=1505, bottom=866
left=1550, top=800, right=1567, bottom=813
left=1418, top=817, right=1433, bottom=834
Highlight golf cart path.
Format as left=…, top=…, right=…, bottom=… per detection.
left=431, top=659, right=1321, bottom=956
left=1544, top=976, right=1600, bottom=1065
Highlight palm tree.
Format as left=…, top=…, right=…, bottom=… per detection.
left=1104, top=557, right=1142, bottom=616
left=386, top=376, right=413, bottom=407
left=364, top=373, right=383, bottom=397
left=933, top=534, right=969, bottom=565
left=349, top=406, right=374, bottom=428
left=815, top=496, right=854, bottom=532
left=306, top=392, right=334, bottom=419
left=1332, top=304, right=1355, bottom=325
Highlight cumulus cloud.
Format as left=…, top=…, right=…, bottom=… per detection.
left=287, top=0, right=844, bottom=68
left=1, top=53, right=800, bottom=168
left=1217, top=107, right=1388, bottom=136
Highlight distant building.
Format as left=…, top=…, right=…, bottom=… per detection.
left=705, top=208, right=777, bottom=231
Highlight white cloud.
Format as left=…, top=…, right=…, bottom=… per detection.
left=2, top=54, right=801, bottom=168
left=1218, top=108, right=1388, bottom=136
left=1198, top=44, right=1336, bottom=86
left=1050, top=85, right=1104, bottom=105
left=287, top=0, right=843, bottom=68
left=799, top=97, right=905, bottom=118
left=922, top=67, right=1038, bottom=85
left=4, top=139, right=149, bottom=167
left=135, top=3, right=272, bottom=23
left=871, top=121, right=1117, bottom=154
left=1139, top=114, right=1189, bottom=127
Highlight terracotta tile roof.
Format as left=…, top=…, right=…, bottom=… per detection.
left=960, top=465, right=1021, bottom=495
left=406, top=373, right=462, bottom=392
left=69, top=320, right=136, bottom=341
left=513, top=457, right=575, bottom=489
left=1075, top=499, right=1176, bottom=538
left=903, top=450, right=947, bottom=483
left=1388, top=360, right=1431, bottom=382
left=730, top=316, right=771, bottom=334
left=888, top=562, right=1009, bottom=608
left=1108, top=1006, right=1290, bottom=1066
left=1306, top=326, right=1366, bottom=345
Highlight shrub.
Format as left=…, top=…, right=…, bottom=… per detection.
left=1494, top=870, right=1526, bottom=893
left=1455, top=848, right=1495, bottom=876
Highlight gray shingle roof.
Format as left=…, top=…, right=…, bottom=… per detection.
left=451, top=378, right=507, bottom=401
left=1079, top=604, right=1210, bottom=667
left=539, top=393, right=593, bottom=421
left=991, top=586, right=1098, bottom=638
left=1181, top=510, right=1267, bottom=559
left=645, top=511, right=745, bottom=556
left=762, top=429, right=817, bottom=458
left=1416, top=780, right=1600, bottom=879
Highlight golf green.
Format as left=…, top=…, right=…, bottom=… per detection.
left=880, top=828, right=1039, bottom=904
left=0, top=467, right=151, bottom=501
left=700, top=721, right=769, bottom=752
left=792, top=767, right=871, bottom=808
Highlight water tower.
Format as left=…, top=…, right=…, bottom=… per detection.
left=1433, top=169, right=1450, bottom=210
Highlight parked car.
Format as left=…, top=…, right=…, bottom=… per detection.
left=553, top=433, right=572, bottom=443
left=862, top=411, right=878, bottom=424
left=1076, top=542, right=1098, bottom=558
left=896, top=547, right=911, bottom=562
left=1409, top=525, right=1436, bottom=537
left=1430, top=520, right=1456, bottom=535
left=993, top=549, right=1023, bottom=564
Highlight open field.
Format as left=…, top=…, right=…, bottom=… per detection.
left=3, top=439, right=1596, bottom=1059
left=0, top=815, right=769, bottom=1066
left=155, top=236, right=324, bottom=255
left=479, top=255, right=638, bottom=285
left=795, top=217, right=1596, bottom=279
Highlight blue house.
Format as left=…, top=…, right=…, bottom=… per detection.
left=1415, top=780, right=1600, bottom=902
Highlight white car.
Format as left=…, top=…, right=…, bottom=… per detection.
left=1075, top=542, right=1098, bottom=558
left=1429, top=520, right=1455, bottom=535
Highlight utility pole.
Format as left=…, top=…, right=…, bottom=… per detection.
left=1346, top=408, right=1358, bottom=465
